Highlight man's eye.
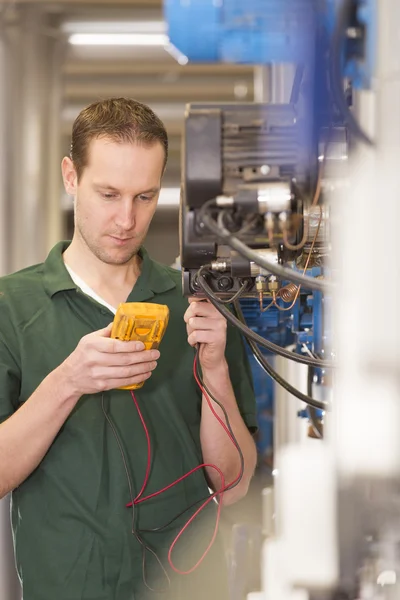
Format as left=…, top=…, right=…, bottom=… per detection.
left=139, top=195, right=152, bottom=202
left=102, top=193, right=117, bottom=199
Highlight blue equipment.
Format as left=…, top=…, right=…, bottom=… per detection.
left=164, top=0, right=375, bottom=457
left=165, top=0, right=376, bottom=87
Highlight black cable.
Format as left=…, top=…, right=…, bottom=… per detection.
left=195, top=347, right=244, bottom=493
left=218, top=209, right=260, bottom=236
left=140, top=496, right=209, bottom=534
left=233, top=302, right=328, bottom=411
left=101, top=394, right=170, bottom=593
left=213, top=279, right=249, bottom=305
left=329, top=0, right=374, bottom=147
left=197, top=266, right=335, bottom=369
left=307, top=366, right=324, bottom=438
left=199, top=201, right=332, bottom=294
left=101, top=394, right=138, bottom=535
left=141, top=345, right=245, bottom=533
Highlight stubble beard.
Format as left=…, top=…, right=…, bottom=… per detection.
left=77, top=221, right=142, bottom=265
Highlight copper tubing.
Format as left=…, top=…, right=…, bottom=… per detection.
left=279, top=283, right=298, bottom=303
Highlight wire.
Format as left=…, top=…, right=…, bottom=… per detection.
left=101, top=393, right=170, bottom=593
left=329, top=0, right=374, bottom=147
left=104, top=389, right=225, bottom=581
left=133, top=464, right=227, bottom=575
left=233, top=302, right=328, bottom=411
left=167, top=477, right=224, bottom=575
left=197, top=265, right=334, bottom=369
left=130, top=462, right=224, bottom=507
left=260, top=297, right=275, bottom=313
left=102, top=343, right=246, bottom=582
left=302, top=343, right=319, bottom=361
left=218, top=208, right=260, bottom=236
left=194, top=350, right=244, bottom=495
left=307, top=366, right=324, bottom=438
left=129, top=357, right=243, bottom=500
left=122, top=350, right=243, bottom=575
left=272, top=204, right=324, bottom=312
left=101, top=394, right=137, bottom=532
left=199, top=200, right=332, bottom=294
left=140, top=348, right=245, bottom=537
left=165, top=350, right=244, bottom=574
left=139, top=495, right=210, bottom=533
left=282, top=214, right=310, bottom=252
left=130, top=355, right=243, bottom=505
left=213, top=279, right=249, bottom=305
left=130, top=391, right=151, bottom=502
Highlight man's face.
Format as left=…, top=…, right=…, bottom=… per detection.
left=62, top=137, right=165, bottom=265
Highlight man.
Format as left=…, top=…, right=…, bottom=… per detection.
left=0, top=98, right=257, bottom=600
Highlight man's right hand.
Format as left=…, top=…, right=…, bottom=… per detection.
left=59, top=323, right=159, bottom=396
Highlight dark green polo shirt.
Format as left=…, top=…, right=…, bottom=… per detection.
left=0, top=242, right=256, bottom=600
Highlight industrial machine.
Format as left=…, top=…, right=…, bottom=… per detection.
left=165, top=1, right=400, bottom=599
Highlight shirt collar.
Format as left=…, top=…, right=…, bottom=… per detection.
left=43, top=241, right=177, bottom=301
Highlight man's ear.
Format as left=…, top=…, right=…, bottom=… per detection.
left=61, top=157, right=78, bottom=196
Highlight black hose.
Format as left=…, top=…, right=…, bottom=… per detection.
left=199, top=202, right=332, bottom=294
left=307, top=366, right=324, bottom=437
left=197, top=267, right=335, bottom=369
left=233, top=302, right=328, bottom=411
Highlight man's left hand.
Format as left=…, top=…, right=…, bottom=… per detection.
left=184, top=298, right=227, bottom=371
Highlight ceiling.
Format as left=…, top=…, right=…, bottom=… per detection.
left=11, top=0, right=256, bottom=189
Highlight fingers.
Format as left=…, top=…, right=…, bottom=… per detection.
left=69, top=326, right=162, bottom=395
left=187, top=316, right=226, bottom=332
left=187, top=330, right=215, bottom=347
left=98, top=323, right=113, bottom=337
left=97, top=360, right=158, bottom=381
left=187, top=326, right=226, bottom=347
left=184, top=299, right=223, bottom=323
left=185, top=298, right=227, bottom=350
left=90, top=356, right=159, bottom=392
left=93, top=368, right=155, bottom=393
left=107, top=373, right=153, bottom=389
left=85, top=332, right=148, bottom=355
left=94, top=348, right=160, bottom=367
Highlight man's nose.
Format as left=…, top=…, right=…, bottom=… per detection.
left=116, top=198, right=135, bottom=231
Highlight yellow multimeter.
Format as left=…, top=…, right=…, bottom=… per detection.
left=111, top=302, right=170, bottom=390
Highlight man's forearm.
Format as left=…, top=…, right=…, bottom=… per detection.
left=0, top=365, right=80, bottom=499
left=200, top=359, right=257, bottom=505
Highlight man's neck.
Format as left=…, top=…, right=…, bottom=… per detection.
left=63, top=236, right=142, bottom=292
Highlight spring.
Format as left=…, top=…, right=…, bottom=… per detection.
left=279, top=283, right=299, bottom=303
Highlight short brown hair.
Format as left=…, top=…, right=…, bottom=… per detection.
left=70, top=98, right=168, bottom=180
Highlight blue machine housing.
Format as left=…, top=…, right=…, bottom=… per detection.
left=165, top=0, right=315, bottom=64
left=239, top=299, right=292, bottom=467
left=164, top=0, right=376, bottom=88
left=240, top=267, right=327, bottom=464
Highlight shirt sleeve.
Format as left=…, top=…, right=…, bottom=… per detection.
left=0, top=336, right=21, bottom=424
left=225, top=322, right=258, bottom=433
